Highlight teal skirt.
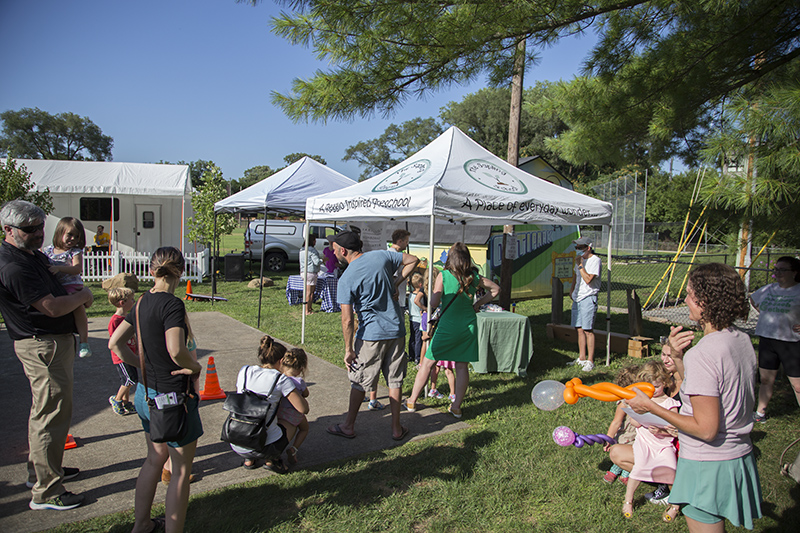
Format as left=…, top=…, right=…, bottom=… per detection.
left=670, top=452, right=762, bottom=529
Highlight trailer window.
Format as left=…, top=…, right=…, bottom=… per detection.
left=80, top=198, right=120, bottom=221
left=142, top=211, right=155, bottom=229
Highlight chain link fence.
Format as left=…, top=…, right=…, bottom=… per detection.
left=602, top=251, right=799, bottom=333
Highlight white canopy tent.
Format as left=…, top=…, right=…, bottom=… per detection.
left=302, top=127, right=615, bottom=362
left=212, top=157, right=356, bottom=326
left=4, top=158, right=191, bottom=253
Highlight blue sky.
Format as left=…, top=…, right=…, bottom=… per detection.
left=0, top=0, right=596, bottom=182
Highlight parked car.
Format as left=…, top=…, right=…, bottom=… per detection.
left=244, top=220, right=337, bottom=272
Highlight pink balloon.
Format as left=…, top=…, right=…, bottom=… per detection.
left=552, top=426, right=575, bottom=447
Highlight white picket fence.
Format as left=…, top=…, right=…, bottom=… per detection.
left=82, top=249, right=210, bottom=283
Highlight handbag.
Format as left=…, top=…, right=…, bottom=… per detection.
left=426, top=286, right=463, bottom=338
left=136, top=294, right=191, bottom=444
left=220, top=366, right=280, bottom=450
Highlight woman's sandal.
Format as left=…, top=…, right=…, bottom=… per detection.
left=286, top=446, right=298, bottom=465
left=147, top=516, right=166, bottom=532
left=622, top=501, right=634, bottom=519
left=242, top=459, right=261, bottom=470
left=663, top=504, right=680, bottom=523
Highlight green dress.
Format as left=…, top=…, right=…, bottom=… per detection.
left=425, top=269, right=481, bottom=363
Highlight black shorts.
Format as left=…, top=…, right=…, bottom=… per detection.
left=758, top=336, right=800, bottom=377
left=116, top=362, right=139, bottom=387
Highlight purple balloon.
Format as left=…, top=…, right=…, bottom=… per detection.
left=552, top=426, right=576, bottom=446
left=553, top=426, right=617, bottom=448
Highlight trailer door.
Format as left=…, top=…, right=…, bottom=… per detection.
left=135, top=204, right=162, bottom=253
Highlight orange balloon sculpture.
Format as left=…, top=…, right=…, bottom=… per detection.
left=563, top=378, right=654, bottom=405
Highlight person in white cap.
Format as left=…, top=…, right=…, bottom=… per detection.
left=567, top=236, right=602, bottom=371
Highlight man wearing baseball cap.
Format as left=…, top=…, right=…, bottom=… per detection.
left=326, top=230, right=419, bottom=441
left=567, top=236, right=602, bottom=371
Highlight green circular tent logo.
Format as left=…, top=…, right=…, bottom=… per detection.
left=464, top=159, right=528, bottom=194
left=372, top=159, right=430, bottom=192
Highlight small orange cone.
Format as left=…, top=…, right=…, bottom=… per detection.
left=185, top=280, right=193, bottom=301
left=64, top=434, right=77, bottom=450
left=199, top=356, right=226, bottom=400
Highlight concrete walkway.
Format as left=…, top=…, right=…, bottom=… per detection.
left=0, top=312, right=467, bottom=533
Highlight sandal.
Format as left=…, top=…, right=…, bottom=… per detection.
left=148, top=517, right=166, bottom=532
left=622, top=501, right=634, bottom=519
left=263, top=458, right=289, bottom=475
left=663, top=504, right=680, bottom=523
left=242, top=459, right=261, bottom=470
left=286, top=446, right=298, bottom=465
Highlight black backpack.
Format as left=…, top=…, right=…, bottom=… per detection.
left=220, top=366, right=279, bottom=450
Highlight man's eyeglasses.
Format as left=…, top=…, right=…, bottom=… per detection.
left=9, top=223, right=44, bottom=234
left=773, top=268, right=792, bottom=273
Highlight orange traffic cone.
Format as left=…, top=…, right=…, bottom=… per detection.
left=64, top=434, right=77, bottom=450
left=185, top=280, right=193, bottom=301
left=199, top=356, right=226, bottom=400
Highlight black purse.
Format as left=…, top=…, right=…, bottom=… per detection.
left=220, top=366, right=280, bottom=450
left=136, top=294, right=190, bottom=444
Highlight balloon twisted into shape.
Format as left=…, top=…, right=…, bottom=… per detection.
left=563, top=378, right=654, bottom=405
left=552, top=426, right=616, bottom=448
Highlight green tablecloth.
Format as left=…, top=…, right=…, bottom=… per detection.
left=473, top=311, right=533, bottom=377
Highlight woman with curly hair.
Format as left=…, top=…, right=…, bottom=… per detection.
left=628, top=263, right=762, bottom=531
left=404, top=242, right=499, bottom=418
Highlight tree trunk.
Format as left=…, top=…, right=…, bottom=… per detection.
left=499, top=39, right=526, bottom=310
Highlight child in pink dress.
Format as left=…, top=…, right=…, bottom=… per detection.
left=619, top=361, right=680, bottom=519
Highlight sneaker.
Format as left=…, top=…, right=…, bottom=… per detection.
left=449, top=394, right=456, bottom=403
left=123, top=401, right=136, bottom=415
left=566, top=359, right=582, bottom=366
left=427, top=388, right=444, bottom=399
left=581, top=360, right=595, bottom=372
left=620, top=476, right=629, bottom=485
left=26, top=467, right=79, bottom=488
left=753, top=411, right=767, bottom=423
left=368, top=399, right=385, bottom=411
left=646, top=484, right=670, bottom=505
left=78, top=342, right=92, bottom=358
left=29, top=491, right=84, bottom=510
left=109, top=396, right=125, bottom=416
left=603, top=471, right=618, bottom=484
left=404, top=399, right=417, bottom=412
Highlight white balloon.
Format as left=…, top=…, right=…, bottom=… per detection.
left=531, top=380, right=566, bottom=411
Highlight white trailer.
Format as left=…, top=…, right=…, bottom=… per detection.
left=7, top=159, right=192, bottom=254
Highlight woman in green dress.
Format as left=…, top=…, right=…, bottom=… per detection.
left=405, top=242, right=499, bottom=417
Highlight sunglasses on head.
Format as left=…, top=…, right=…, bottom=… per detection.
left=9, top=223, right=45, bottom=234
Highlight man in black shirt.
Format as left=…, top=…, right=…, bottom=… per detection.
left=0, top=200, right=94, bottom=511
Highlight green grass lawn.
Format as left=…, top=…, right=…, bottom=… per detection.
left=53, top=279, right=800, bottom=532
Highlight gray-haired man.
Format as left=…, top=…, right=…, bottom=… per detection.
left=0, top=200, right=94, bottom=510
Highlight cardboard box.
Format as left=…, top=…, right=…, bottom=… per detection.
left=547, top=323, right=631, bottom=354
left=627, top=336, right=653, bottom=358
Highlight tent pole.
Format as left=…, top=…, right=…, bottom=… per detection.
left=427, top=213, right=436, bottom=317
left=301, top=220, right=310, bottom=344
left=211, top=214, right=217, bottom=306
left=257, top=206, right=268, bottom=329
left=606, top=224, right=612, bottom=366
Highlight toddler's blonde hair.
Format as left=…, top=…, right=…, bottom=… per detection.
left=108, top=287, right=134, bottom=307
left=637, top=360, right=674, bottom=395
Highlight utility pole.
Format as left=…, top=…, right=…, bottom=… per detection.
left=500, top=38, right=525, bottom=310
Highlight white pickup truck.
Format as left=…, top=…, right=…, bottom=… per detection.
left=244, top=220, right=336, bottom=272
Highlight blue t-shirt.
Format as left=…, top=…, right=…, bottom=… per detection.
left=337, top=249, right=404, bottom=341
